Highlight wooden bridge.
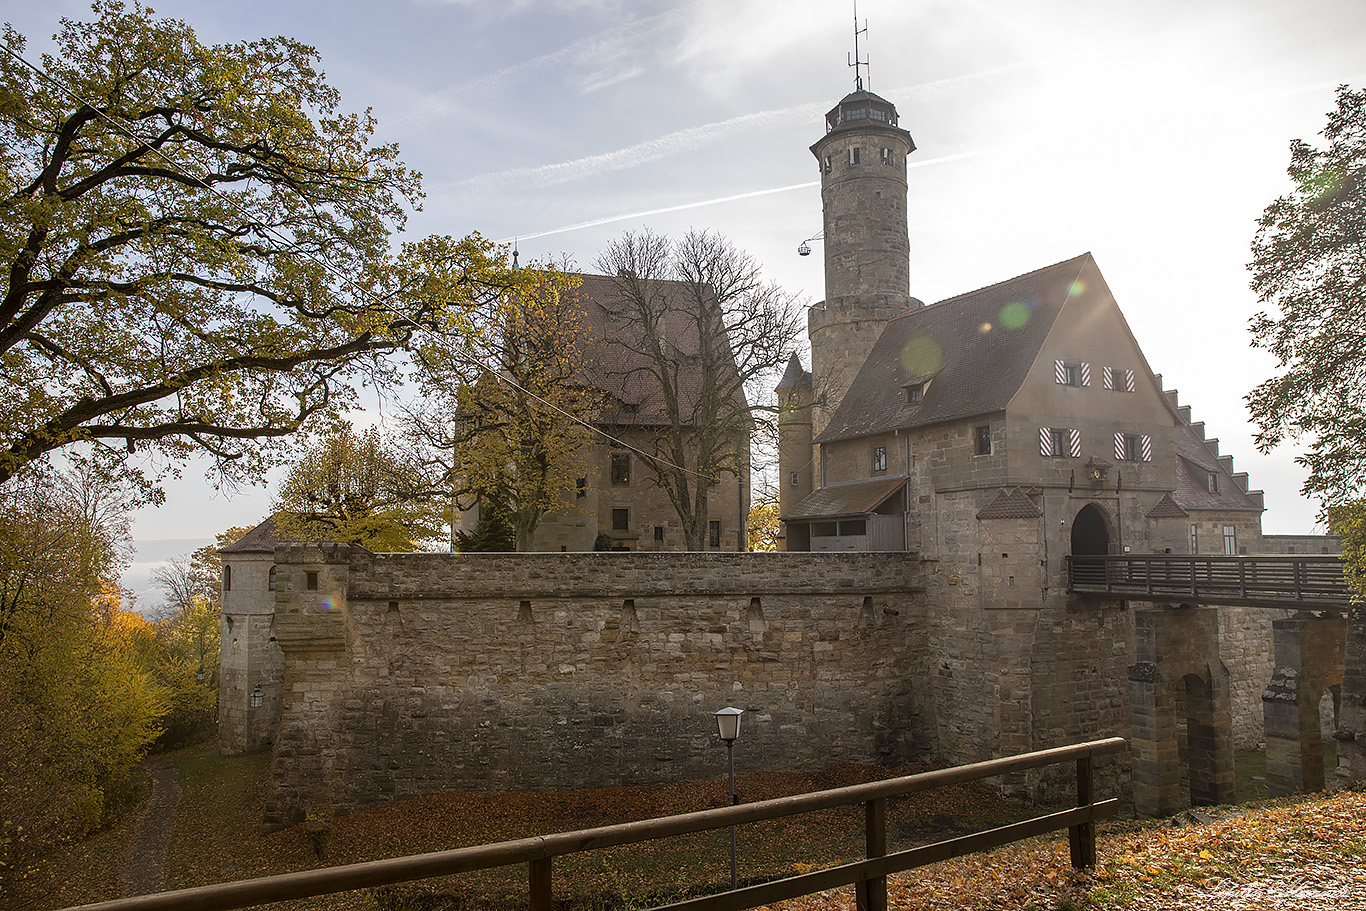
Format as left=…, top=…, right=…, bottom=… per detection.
left=1065, top=554, right=1354, bottom=609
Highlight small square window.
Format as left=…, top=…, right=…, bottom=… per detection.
left=790, top=471, right=799, bottom=487
left=872, top=446, right=887, bottom=473
left=975, top=425, right=992, bottom=456
left=610, top=453, right=630, bottom=485
left=905, top=383, right=924, bottom=404
left=654, top=525, right=664, bottom=542
left=612, top=508, right=629, bottom=531
left=305, top=571, right=319, bottom=591
left=709, top=520, right=721, bottom=549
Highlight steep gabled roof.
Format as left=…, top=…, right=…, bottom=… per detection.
left=1146, top=493, right=1189, bottom=519
left=815, top=253, right=1095, bottom=443
left=977, top=488, right=1043, bottom=519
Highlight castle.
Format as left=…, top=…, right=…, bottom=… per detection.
left=219, top=78, right=1361, bottom=828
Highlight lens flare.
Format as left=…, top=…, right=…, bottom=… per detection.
left=979, top=322, right=993, bottom=334
left=1068, top=280, right=1086, bottom=297
left=999, top=302, right=1030, bottom=329
left=319, top=597, right=336, bottom=612
left=901, top=336, right=944, bottom=374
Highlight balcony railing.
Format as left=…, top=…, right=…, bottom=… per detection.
left=1066, top=554, right=1352, bottom=608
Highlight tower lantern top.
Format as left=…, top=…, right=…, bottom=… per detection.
left=823, top=89, right=907, bottom=139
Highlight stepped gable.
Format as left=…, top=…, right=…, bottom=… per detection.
left=1161, top=385, right=1265, bottom=514
left=1146, top=492, right=1189, bottom=519
left=815, top=253, right=1097, bottom=443
left=977, top=487, right=1044, bottom=519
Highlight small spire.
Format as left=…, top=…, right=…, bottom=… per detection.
left=512, top=240, right=520, bottom=270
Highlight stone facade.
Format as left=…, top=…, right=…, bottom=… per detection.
left=218, top=546, right=284, bottom=754
left=261, top=546, right=930, bottom=827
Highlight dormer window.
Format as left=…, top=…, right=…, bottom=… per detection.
left=904, top=382, right=926, bottom=405
left=1207, top=471, right=1219, bottom=493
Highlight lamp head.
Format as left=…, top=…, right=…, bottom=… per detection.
left=714, top=706, right=743, bottom=742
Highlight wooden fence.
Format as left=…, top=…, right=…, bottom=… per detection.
left=59, top=737, right=1127, bottom=911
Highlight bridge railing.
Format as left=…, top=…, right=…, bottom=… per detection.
left=1066, top=554, right=1351, bottom=604
left=58, top=738, right=1127, bottom=911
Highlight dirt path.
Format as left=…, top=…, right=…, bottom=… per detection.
left=119, top=758, right=181, bottom=897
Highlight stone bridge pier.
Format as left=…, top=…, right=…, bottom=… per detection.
left=1128, top=606, right=1236, bottom=816
left=1262, top=612, right=1346, bottom=795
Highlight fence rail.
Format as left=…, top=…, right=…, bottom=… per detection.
left=1066, top=555, right=1352, bottom=607
left=59, top=738, right=1126, bottom=911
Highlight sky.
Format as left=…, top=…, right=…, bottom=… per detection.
left=3, top=0, right=1363, bottom=608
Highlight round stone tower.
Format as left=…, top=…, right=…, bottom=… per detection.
left=808, top=88, right=918, bottom=434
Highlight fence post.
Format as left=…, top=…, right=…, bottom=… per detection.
left=856, top=797, right=887, bottom=911
left=1068, top=752, right=1096, bottom=869
left=530, top=856, right=552, bottom=911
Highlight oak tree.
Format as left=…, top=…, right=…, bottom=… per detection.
left=595, top=229, right=803, bottom=550
left=1247, top=85, right=1366, bottom=504
left=0, top=2, right=516, bottom=491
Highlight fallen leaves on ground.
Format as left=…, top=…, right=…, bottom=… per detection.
left=766, top=788, right=1366, bottom=911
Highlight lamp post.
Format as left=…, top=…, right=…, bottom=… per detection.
left=714, top=706, right=743, bottom=889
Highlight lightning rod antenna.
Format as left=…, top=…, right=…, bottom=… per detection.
left=849, top=0, right=869, bottom=91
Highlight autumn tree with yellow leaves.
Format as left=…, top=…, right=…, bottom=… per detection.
left=0, top=2, right=520, bottom=494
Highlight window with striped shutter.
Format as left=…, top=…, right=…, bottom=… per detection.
left=1055, top=360, right=1091, bottom=386
left=1040, top=427, right=1081, bottom=457
left=1115, top=432, right=1152, bottom=461
left=1103, top=367, right=1136, bottom=392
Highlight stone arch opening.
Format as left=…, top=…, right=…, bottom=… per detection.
left=1070, top=503, right=1111, bottom=584
left=1181, top=670, right=1226, bottom=806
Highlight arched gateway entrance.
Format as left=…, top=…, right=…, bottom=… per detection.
left=1070, top=503, right=1111, bottom=584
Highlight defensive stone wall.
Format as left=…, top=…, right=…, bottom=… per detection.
left=263, top=547, right=932, bottom=828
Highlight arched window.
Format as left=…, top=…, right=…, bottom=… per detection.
left=223, top=565, right=232, bottom=592
left=268, top=566, right=276, bottom=592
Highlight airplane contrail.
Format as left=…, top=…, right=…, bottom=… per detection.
left=502, top=149, right=992, bottom=243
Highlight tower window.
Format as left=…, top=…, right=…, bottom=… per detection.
left=222, top=565, right=231, bottom=592
left=880, top=147, right=890, bottom=164
left=823, top=155, right=831, bottom=174
left=790, top=471, right=799, bottom=487
left=305, top=571, right=319, bottom=591
left=975, top=425, right=992, bottom=456
left=610, top=452, right=630, bottom=485
left=848, top=146, right=861, bottom=166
